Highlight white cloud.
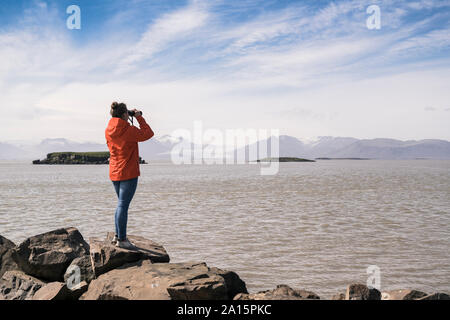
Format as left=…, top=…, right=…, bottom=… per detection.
left=1, top=0, right=450, bottom=143
left=389, top=27, right=450, bottom=54
left=406, top=0, right=450, bottom=10
left=117, top=1, right=209, bottom=72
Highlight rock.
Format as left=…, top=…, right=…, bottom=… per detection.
left=32, top=280, right=89, bottom=301
left=63, top=255, right=95, bottom=285
left=0, top=270, right=45, bottom=300
left=417, top=292, right=450, bottom=300
left=381, top=289, right=428, bottom=300
left=11, top=227, right=89, bottom=282
left=0, top=235, right=19, bottom=278
left=69, top=281, right=89, bottom=300
left=32, top=282, right=71, bottom=300
left=80, top=260, right=246, bottom=300
left=345, top=283, right=381, bottom=300
left=0, top=235, right=15, bottom=258
left=209, top=266, right=248, bottom=299
left=89, top=233, right=170, bottom=277
left=331, top=293, right=346, bottom=300
left=234, top=284, right=320, bottom=300
left=105, top=232, right=170, bottom=263
left=166, top=273, right=228, bottom=300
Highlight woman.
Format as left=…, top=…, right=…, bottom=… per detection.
left=105, top=101, right=154, bottom=249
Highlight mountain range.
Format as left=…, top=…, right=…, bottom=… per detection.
left=1, top=135, right=450, bottom=160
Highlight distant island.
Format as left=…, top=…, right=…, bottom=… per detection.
left=32, top=152, right=146, bottom=165
left=315, top=157, right=371, bottom=160
left=256, top=157, right=316, bottom=162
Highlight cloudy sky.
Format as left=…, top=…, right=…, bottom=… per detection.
left=1, top=0, right=450, bottom=144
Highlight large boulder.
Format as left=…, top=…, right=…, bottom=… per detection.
left=0, top=235, right=19, bottom=278
left=80, top=260, right=247, bottom=300
left=0, top=270, right=46, bottom=300
left=11, top=227, right=90, bottom=282
left=234, top=284, right=320, bottom=300
left=382, top=289, right=428, bottom=300
left=345, top=283, right=381, bottom=300
left=89, top=233, right=170, bottom=277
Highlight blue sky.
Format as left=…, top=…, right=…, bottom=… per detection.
left=1, top=0, right=450, bottom=143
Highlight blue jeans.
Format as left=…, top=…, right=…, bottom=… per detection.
left=112, top=177, right=138, bottom=241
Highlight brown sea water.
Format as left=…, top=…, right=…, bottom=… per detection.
left=0, top=160, right=449, bottom=298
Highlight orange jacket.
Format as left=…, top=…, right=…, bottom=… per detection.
left=105, top=115, right=154, bottom=181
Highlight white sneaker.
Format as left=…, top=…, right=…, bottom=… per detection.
left=115, top=238, right=136, bottom=250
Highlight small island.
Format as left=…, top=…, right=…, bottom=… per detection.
left=32, top=152, right=146, bottom=165
left=315, top=157, right=370, bottom=160
left=256, top=157, right=315, bottom=162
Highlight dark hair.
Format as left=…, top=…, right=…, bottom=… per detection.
left=110, top=101, right=127, bottom=118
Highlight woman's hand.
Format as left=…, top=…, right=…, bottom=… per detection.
left=131, top=108, right=142, bottom=117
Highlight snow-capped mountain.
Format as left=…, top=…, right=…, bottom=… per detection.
left=330, top=138, right=450, bottom=159
left=0, top=142, right=27, bottom=160
left=0, top=135, right=190, bottom=161
left=306, top=136, right=359, bottom=157
left=235, top=135, right=450, bottom=160
left=1, top=135, right=450, bottom=160
left=0, top=138, right=109, bottom=160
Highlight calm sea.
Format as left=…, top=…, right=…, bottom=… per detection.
left=0, top=160, right=449, bottom=298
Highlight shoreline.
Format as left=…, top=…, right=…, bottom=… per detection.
left=1, top=227, right=449, bottom=300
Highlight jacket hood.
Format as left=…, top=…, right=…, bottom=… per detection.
left=106, top=117, right=129, bottom=138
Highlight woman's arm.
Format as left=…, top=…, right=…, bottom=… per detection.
left=124, top=115, right=154, bottom=142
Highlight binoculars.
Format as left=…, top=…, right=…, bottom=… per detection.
left=128, top=110, right=143, bottom=117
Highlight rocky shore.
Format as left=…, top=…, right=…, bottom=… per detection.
left=32, top=152, right=146, bottom=165
left=0, top=228, right=448, bottom=300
